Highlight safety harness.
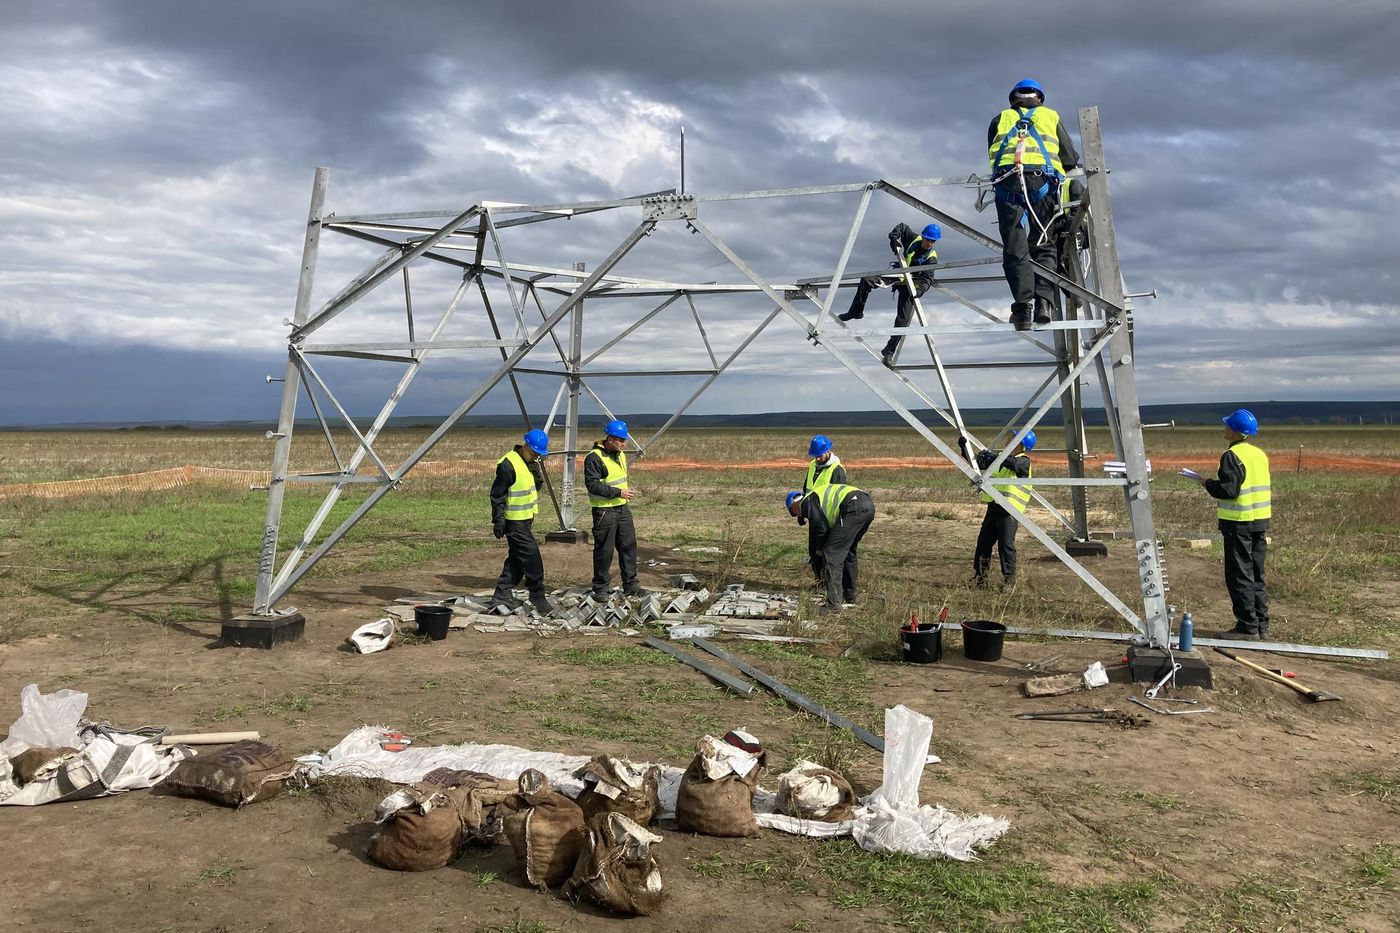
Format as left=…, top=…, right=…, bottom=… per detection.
left=990, top=106, right=1064, bottom=245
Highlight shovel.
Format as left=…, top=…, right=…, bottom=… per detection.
left=1213, top=648, right=1341, bottom=702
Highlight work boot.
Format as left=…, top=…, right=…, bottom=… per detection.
left=589, top=587, right=609, bottom=600
left=622, top=584, right=651, bottom=598
left=1033, top=298, right=1053, bottom=326
left=1009, top=303, right=1032, bottom=331
left=881, top=351, right=896, bottom=370
left=488, top=590, right=521, bottom=613
left=529, top=592, right=556, bottom=616
left=837, top=309, right=863, bottom=322
left=1220, top=625, right=1260, bottom=641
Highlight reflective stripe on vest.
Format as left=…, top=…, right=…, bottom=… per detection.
left=1217, top=442, right=1272, bottom=522
left=903, top=241, right=937, bottom=268
left=805, top=453, right=842, bottom=493
left=989, top=106, right=1065, bottom=176
left=980, top=461, right=1033, bottom=513
left=819, top=483, right=861, bottom=526
left=587, top=448, right=629, bottom=508
left=498, top=449, right=538, bottom=519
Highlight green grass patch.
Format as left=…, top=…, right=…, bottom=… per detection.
left=1337, top=769, right=1400, bottom=804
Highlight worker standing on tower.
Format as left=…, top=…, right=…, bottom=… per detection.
left=1190, top=409, right=1272, bottom=641
left=489, top=429, right=555, bottom=615
left=585, top=419, right=645, bottom=598
left=787, top=482, right=876, bottom=612
left=838, top=222, right=941, bottom=368
left=988, top=78, right=1080, bottom=331
left=961, top=431, right=1035, bottom=588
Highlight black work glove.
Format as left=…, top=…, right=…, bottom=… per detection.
left=957, top=435, right=969, bottom=451
left=492, top=523, right=505, bottom=540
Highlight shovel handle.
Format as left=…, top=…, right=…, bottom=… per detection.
left=1213, top=649, right=1338, bottom=701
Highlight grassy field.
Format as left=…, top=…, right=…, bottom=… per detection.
left=1, top=426, right=1397, bottom=931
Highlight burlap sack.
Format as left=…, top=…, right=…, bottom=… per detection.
left=9, top=747, right=78, bottom=786
left=776, top=760, right=857, bottom=822
left=572, top=756, right=661, bottom=827
left=565, top=812, right=665, bottom=916
left=503, top=769, right=586, bottom=890
left=368, top=782, right=474, bottom=871
left=162, top=740, right=296, bottom=808
left=673, top=754, right=763, bottom=838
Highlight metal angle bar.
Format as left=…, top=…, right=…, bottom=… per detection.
left=271, top=273, right=477, bottom=594
left=898, top=360, right=1057, bottom=371
left=581, top=294, right=683, bottom=366
left=544, top=381, right=567, bottom=430
left=552, top=368, right=719, bottom=378
left=267, top=219, right=657, bottom=606
left=688, top=216, right=1146, bottom=633
left=294, top=204, right=483, bottom=340
left=299, top=350, right=417, bottom=364
left=286, top=473, right=385, bottom=485
left=894, top=250, right=966, bottom=436
left=794, top=254, right=1000, bottom=286
left=933, top=284, right=1057, bottom=355
left=877, top=181, right=1125, bottom=318
left=817, top=185, right=874, bottom=332
left=639, top=305, right=782, bottom=453
left=302, top=338, right=523, bottom=353
left=1026, top=490, right=1079, bottom=535
left=524, top=279, right=571, bottom=364
left=689, top=638, right=883, bottom=751
left=293, top=352, right=395, bottom=481
left=999, top=626, right=1388, bottom=661
left=480, top=207, right=528, bottom=336
left=299, top=374, right=345, bottom=473
left=255, top=166, right=328, bottom=613
left=403, top=267, right=416, bottom=349
left=986, top=477, right=1128, bottom=487
left=991, top=368, right=1059, bottom=448
left=575, top=379, right=643, bottom=457
left=685, top=293, right=720, bottom=369
left=322, top=223, right=473, bottom=272
left=844, top=320, right=1104, bottom=337
left=323, top=188, right=677, bottom=227
left=642, top=636, right=755, bottom=695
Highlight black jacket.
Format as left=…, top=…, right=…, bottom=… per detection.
left=490, top=446, right=545, bottom=528
left=986, top=109, right=1080, bottom=172
left=583, top=443, right=628, bottom=504
left=1204, top=442, right=1271, bottom=531
left=888, top=223, right=939, bottom=290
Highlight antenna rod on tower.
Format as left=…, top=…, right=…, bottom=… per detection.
left=679, top=125, right=686, bottom=195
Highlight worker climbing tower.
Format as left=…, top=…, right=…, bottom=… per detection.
left=249, top=107, right=1175, bottom=648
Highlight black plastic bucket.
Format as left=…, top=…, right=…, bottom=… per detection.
left=415, top=605, right=452, bottom=641
left=961, top=620, right=1006, bottom=662
left=900, top=623, right=943, bottom=664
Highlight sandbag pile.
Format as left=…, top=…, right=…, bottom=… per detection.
left=163, top=740, right=297, bottom=808
left=674, top=730, right=766, bottom=837
left=572, top=755, right=660, bottom=826
left=502, top=769, right=587, bottom=890
left=776, top=759, right=857, bottom=822
left=565, top=812, right=666, bottom=916
left=368, top=767, right=519, bottom=871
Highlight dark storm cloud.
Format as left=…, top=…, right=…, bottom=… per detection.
left=1, top=0, right=1397, bottom=425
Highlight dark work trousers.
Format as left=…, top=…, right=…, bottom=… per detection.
left=973, top=502, right=1019, bottom=583
left=591, top=505, right=638, bottom=591
left=1220, top=522, right=1269, bottom=635
left=995, top=175, right=1061, bottom=310
left=846, top=276, right=931, bottom=357
left=494, top=519, right=545, bottom=597
left=821, top=492, right=875, bottom=608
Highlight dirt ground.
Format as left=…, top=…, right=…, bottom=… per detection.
left=2, top=539, right=1397, bottom=932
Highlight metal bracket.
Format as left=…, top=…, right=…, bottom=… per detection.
left=641, top=194, right=697, bottom=221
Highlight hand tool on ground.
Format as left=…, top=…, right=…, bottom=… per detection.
left=160, top=731, right=261, bottom=746
left=1213, top=648, right=1341, bottom=702
left=1144, top=662, right=1182, bottom=700
left=1013, top=708, right=1149, bottom=728
left=1128, top=696, right=1214, bottom=716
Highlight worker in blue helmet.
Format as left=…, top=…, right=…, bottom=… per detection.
left=959, top=430, right=1036, bottom=587
left=987, top=78, right=1080, bottom=331
left=786, top=482, right=876, bottom=612
left=585, top=419, right=646, bottom=598
left=838, top=222, right=941, bottom=368
left=802, top=434, right=847, bottom=497
left=489, top=429, right=554, bottom=615
left=1187, top=409, right=1271, bottom=640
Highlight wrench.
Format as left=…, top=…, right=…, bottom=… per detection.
left=1145, top=662, right=1182, bottom=700
left=1129, top=695, right=1214, bottom=716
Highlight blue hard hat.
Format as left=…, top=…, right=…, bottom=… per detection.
left=523, top=429, right=549, bottom=456
left=785, top=491, right=803, bottom=511
left=604, top=419, right=629, bottom=440
left=1222, top=409, right=1259, bottom=436
left=1020, top=430, right=1037, bottom=452
left=1010, top=77, right=1045, bottom=102
left=920, top=223, right=942, bottom=242
left=808, top=434, right=832, bottom=457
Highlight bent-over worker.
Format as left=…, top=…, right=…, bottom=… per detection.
left=787, top=483, right=875, bottom=612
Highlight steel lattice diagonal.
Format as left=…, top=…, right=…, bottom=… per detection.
left=244, top=106, right=1397, bottom=659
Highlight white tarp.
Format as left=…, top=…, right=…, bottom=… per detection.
left=302, top=707, right=1008, bottom=859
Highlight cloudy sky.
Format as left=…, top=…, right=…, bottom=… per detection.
left=2, top=0, right=1398, bottom=427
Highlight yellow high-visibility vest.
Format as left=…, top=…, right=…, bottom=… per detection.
left=805, top=453, right=842, bottom=493
left=586, top=448, right=629, bottom=508
left=1217, top=442, right=1272, bottom=522
left=819, top=483, right=862, bottom=525
left=903, top=241, right=937, bottom=267
left=498, top=449, right=538, bottom=520
left=980, top=460, right=1033, bottom=513
left=989, top=106, right=1066, bottom=176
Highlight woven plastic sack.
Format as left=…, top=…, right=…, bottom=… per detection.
left=565, top=812, right=665, bottom=915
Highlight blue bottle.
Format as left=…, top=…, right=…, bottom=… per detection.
left=1178, top=612, right=1194, bottom=652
